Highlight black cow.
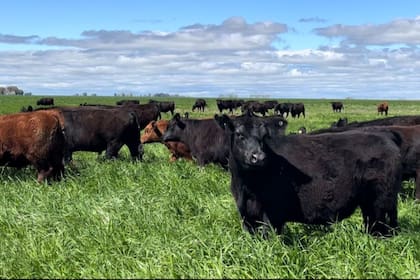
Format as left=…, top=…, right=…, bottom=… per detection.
left=263, top=100, right=278, bottom=112
left=163, top=112, right=287, bottom=168
left=116, top=100, right=140, bottom=105
left=162, top=113, right=229, bottom=168
left=192, top=98, right=207, bottom=112
left=50, top=107, right=143, bottom=163
left=274, top=103, right=291, bottom=118
left=310, top=116, right=420, bottom=200
left=331, top=101, right=344, bottom=112
left=77, top=103, right=161, bottom=130
left=37, top=97, right=54, bottom=106
left=216, top=99, right=243, bottom=114
left=149, top=100, right=175, bottom=115
left=121, top=103, right=161, bottom=129
left=20, top=105, right=33, bottom=112
left=313, top=115, right=420, bottom=134
left=290, top=103, right=305, bottom=118
left=216, top=113, right=402, bottom=237
left=241, top=101, right=268, bottom=116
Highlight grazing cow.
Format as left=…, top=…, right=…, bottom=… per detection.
left=36, top=97, right=54, bottom=106
left=149, top=100, right=175, bottom=115
left=274, top=102, right=291, bottom=118
left=0, top=111, right=65, bottom=182
left=20, top=105, right=33, bottom=112
left=241, top=101, right=268, bottom=116
left=48, top=107, right=143, bottom=163
left=192, top=98, right=207, bottom=112
left=116, top=100, right=140, bottom=106
left=378, top=102, right=389, bottom=116
left=216, top=113, right=402, bottom=237
left=216, top=99, right=243, bottom=114
left=163, top=113, right=230, bottom=168
left=331, top=101, right=344, bottom=112
left=290, top=103, right=305, bottom=118
left=263, top=100, right=278, bottom=112
left=141, top=120, right=192, bottom=162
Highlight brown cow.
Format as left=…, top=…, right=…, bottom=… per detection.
left=141, top=120, right=192, bottom=162
left=0, top=111, right=65, bottom=182
left=378, top=102, right=389, bottom=116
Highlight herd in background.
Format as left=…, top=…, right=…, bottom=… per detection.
left=1, top=95, right=417, bottom=239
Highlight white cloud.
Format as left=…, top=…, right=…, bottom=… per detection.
left=0, top=17, right=420, bottom=99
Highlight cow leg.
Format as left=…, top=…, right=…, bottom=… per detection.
left=127, top=142, right=143, bottom=161
left=105, top=142, right=123, bottom=159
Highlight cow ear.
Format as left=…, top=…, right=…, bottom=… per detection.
left=214, top=114, right=234, bottom=132
left=173, top=113, right=181, bottom=121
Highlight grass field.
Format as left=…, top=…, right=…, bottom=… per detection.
left=0, top=95, right=419, bottom=278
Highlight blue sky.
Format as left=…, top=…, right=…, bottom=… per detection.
left=1, top=0, right=420, bottom=99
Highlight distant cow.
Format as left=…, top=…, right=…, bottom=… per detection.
left=216, top=99, right=243, bottom=114
left=149, top=100, right=175, bottom=115
left=378, top=102, right=389, bottom=116
left=20, top=105, right=33, bottom=112
left=263, top=100, right=278, bottom=112
left=49, top=107, right=143, bottom=163
left=0, top=111, right=65, bottom=182
left=192, top=98, right=207, bottom=112
left=274, top=103, right=291, bottom=118
left=331, top=101, right=344, bottom=112
left=36, top=97, right=54, bottom=106
left=216, top=113, right=402, bottom=237
left=241, top=101, right=268, bottom=116
left=116, top=100, right=140, bottom=106
left=141, top=120, right=192, bottom=162
left=290, top=103, right=305, bottom=118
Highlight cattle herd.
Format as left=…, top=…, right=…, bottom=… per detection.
left=1, top=96, right=417, bottom=239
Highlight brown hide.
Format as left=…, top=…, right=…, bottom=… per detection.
left=0, top=110, right=65, bottom=182
left=141, top=120, right=192, bottom=161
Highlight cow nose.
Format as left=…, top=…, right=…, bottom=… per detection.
left=250, top=151, right=265, bottom=164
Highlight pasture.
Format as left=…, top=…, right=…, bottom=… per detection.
left=0, top=95, right=419, bottom=278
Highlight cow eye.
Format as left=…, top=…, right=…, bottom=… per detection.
left=278, top=121, right=283, bottom=127
left=235, top=132, right=245, bottom=140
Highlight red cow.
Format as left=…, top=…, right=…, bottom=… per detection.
left=141, top=120, right=192, bottom=162
left=0, top=111, right=65, bottom=182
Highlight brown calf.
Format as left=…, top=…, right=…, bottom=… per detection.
left=378, top=102, right=389, bottom=116
left=141, top=120, right=192, bottom=162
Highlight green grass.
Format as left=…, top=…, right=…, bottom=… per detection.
left=0, top=95, right=419, bottom=278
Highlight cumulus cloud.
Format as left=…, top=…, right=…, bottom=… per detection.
left=314, top=17, right=420, bottom=46
left=0, top=16, right=420, bottom=99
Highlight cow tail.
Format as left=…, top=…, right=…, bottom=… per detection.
left=129, top=111, right=141, bottom=130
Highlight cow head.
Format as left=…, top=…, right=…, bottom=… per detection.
left=162, top=113, right=186, bottom=142
left=215, top=113, right=287, bottom=169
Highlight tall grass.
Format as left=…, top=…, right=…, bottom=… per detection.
left=0, top=95, right=418, bottom=278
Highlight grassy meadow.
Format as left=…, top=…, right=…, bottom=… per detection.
left=0, top=95, right=419, bottom=279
